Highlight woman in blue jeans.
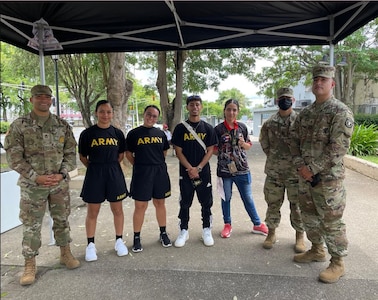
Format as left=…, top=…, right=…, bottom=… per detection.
left=214, top=99, right=267, bottom=238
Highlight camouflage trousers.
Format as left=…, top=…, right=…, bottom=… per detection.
left=298, top=177, right=348, bottom=257
left=19, top=182, right=72, bottom=259
left=263, top=176, right=305, bottom=232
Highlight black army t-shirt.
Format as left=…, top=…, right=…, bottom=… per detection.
left=79, top=125, right=125, bottom=163
left=126, top=126, right=169, bottom=165
left=172, top=120, right=217, bottom=174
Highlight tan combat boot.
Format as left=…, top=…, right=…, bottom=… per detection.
left=293, top=243, right=327, bottom=263
left=319, top=257, right=345, bottom=283
left=294, top=231, right=306, bottom=253
left=60, top=244, right=80, bottom=269
left=20, top=257, right=37, bottom=286
left=263, top=228, right=276, bottom=249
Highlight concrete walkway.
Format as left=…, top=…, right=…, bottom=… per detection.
left=1, top=138, right=378, bottom=300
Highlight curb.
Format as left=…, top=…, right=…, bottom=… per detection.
left=344, top=154, right=378, bottom=181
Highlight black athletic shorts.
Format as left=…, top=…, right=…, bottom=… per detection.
left=80, top=162, right=128, bottom=203
left=130, top=164, right=171, bottom=201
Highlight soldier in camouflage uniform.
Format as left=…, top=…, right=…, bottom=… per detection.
left=259, top=87, right=306, bottom=253
left=290, top=66, right=354, bottom=283
left=4, top=85, right=80, bottom=286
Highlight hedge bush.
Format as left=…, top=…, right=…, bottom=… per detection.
left=354, top=114, right=378, bottom=127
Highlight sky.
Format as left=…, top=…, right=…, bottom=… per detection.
left=202, top=74, right=265, bottom=106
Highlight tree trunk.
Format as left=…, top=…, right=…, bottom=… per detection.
left=107, top=53, right=127, bottom=132
left=334, top=68, right=342, bottom=101
left=172, top=50, right=186, bottom=131
left=156, top=51, right=170, bottom=123
left=344, top=63, right=357, bottom=113
left=124, top=78, right=133, bottom=128
left=156, top=51, right=187, bottom=133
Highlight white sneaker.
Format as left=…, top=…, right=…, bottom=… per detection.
left=202, top=227, right=214, bottom=246
left=85, top=242, right=97, bottom=262
left=115, top=238, right=128, bottom=257
left=174, top=229, right=189, bottom=248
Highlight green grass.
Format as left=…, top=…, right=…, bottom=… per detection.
left=357, top=155, right=378, bottom=165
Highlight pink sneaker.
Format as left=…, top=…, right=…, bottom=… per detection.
left=221, top=223, right=232, bottom=238
left=252, top=223, right=268, bottom=236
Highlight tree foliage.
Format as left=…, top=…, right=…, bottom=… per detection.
left=58, top=53, right=106, bottom=127
left=1, top=43, right=38, bottom=118
left=245, top=19, right=378, bottom=111
left=216, top=88, right=249, bottom=107
left=137, top=48, right=262, bottom=130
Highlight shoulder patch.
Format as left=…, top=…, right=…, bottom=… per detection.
left=345, top=118, right=353, bottom=128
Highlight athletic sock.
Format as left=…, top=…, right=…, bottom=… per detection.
left=87, top=237, right=95, bottom=245
left=116, top=235, right=122, bottom=240
left=160, top=226, right=167, bottom=234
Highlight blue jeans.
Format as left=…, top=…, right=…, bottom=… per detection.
left=222, top=172, right=261, bottom=226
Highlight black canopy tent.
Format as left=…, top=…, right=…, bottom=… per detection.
left=1, top=1, right=378, bottom=55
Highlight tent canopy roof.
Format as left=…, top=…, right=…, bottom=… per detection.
left=1, top=1, right=378, bottom=55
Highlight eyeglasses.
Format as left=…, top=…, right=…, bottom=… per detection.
left=187, top=95, right=202, bottom=101
left=145, top=112, right=158, bottom=119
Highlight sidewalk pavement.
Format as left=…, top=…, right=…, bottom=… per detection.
left=1, top=137, right=378, bottom=300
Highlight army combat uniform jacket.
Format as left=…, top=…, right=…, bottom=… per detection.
left=290, top=96, right=354, bottom=180
left=4, top=111, right=77, bottom=187
left=259, top=110, right=298, bottom=179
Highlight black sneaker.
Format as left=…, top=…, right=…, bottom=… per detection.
left=160, top=232, right=172, bottom=248
left=132, top=237, right=143, bottom=253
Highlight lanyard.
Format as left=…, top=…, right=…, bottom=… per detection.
left=223, top=120, right=239, bottom=146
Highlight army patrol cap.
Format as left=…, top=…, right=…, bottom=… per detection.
left=31, top=85, right=53, bottom=96
left=276, top=87, right=294, bottom=99
left=312, top=65, right=335, bottom=79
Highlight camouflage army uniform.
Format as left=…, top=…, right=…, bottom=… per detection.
left=4, top=111, right=77, bottom=259
left=290, top=96, right=354, bottom=257
left=259, top=110, right=304, bottom=232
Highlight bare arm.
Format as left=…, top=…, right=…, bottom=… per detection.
left=212, top=146, right=218, bottom=156
left=118, top=152, right=124, bottom=163
left=175, top=145, right=214, bottom=179
left=79, top=153, right=89, bottom=168
left=125, top=151, right=134, bottom=165
left=199, top=145, right=214, bottom=168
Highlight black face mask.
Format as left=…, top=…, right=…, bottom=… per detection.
left=278, top=97, right=293, bottom=110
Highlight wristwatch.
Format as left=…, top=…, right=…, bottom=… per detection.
left=197, top=166, right=202, bottom=172
left=60, top=172, right=68, bottom=180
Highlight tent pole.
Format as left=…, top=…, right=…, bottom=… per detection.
left=39, top=49, right=45, bottom=84
left=37, top=22, right=45, bottom=84
left=329, top=44, right=335, bottom=67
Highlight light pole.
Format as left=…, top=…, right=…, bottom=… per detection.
left=52, top=55, right=60, bottom=117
